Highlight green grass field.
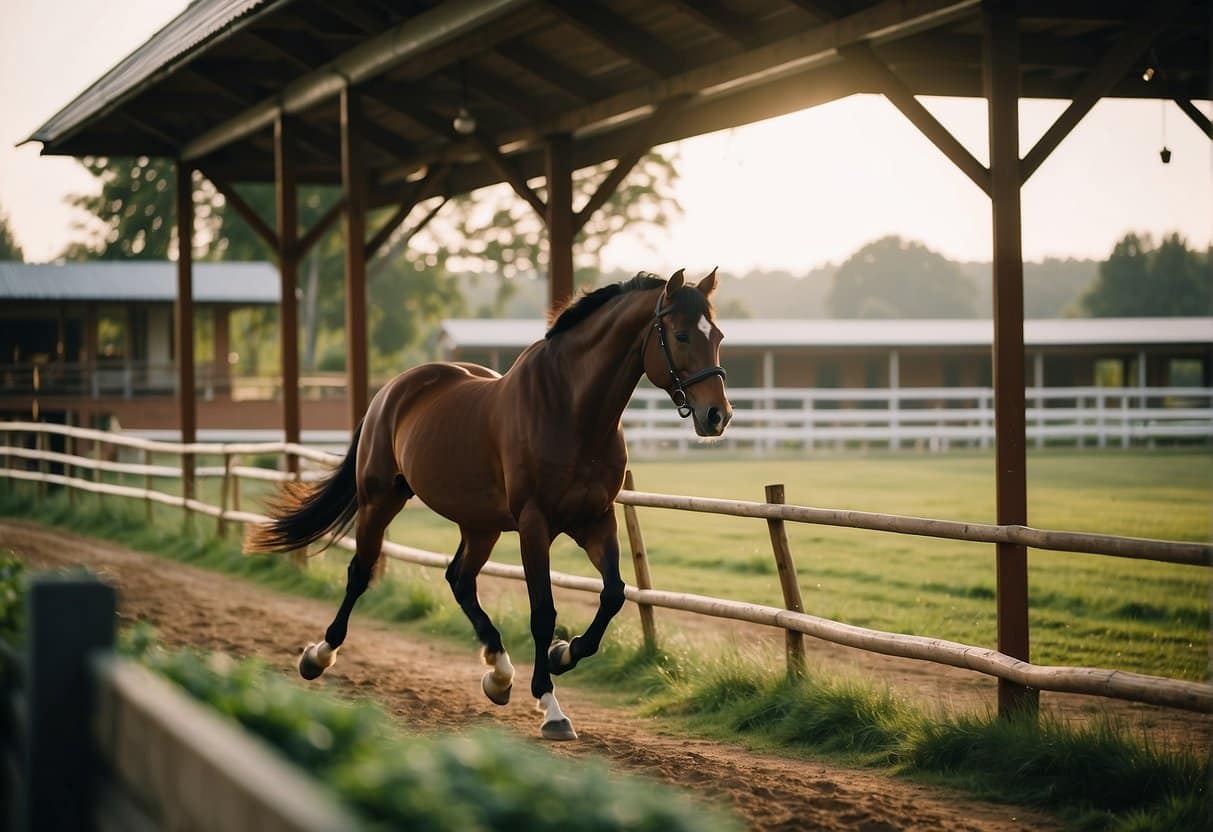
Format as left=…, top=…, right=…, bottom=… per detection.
left=41, top=445, right=1213, bottom=681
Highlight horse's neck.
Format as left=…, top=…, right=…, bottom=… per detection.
left=550, top=289, right=656, bottom=439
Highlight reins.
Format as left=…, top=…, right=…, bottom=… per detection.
left=647, top=291, right=727, bottom=419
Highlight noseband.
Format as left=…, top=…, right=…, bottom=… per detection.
left=648, top=293, right=727, bottom=419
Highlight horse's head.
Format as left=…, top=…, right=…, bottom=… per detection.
left=644, top=268, right=733, bottom=437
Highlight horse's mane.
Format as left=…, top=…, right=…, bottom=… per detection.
left=546, top=272, right=706, bottom=339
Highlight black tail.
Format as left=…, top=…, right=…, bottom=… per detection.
left=245, top=421, right=363, bottom=553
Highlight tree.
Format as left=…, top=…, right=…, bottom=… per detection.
left=826, top=236, right=977, bottom=318
left=1080, top=232, right=1210, bottom=317
left=0, top=203, right=23, bottom=261
left=61, top=157, right=180, bottom=260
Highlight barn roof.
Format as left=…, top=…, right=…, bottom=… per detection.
left=0, top=261, right=280, bottom=304
left=23, top=1, right=1212, bottom=206
left=439, top=316, right=1213, bottom=350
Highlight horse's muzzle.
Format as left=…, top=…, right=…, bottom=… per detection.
left=694, top=404, right=732, bottom=437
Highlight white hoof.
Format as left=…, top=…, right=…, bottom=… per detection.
left=536, top=691, right=576, bottom=740
left=298, top=641, right=337, bottom=681
left=480, top=649, right=514, bottom=705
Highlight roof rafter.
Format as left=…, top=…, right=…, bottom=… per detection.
left=494, top=41, right=607, bottom=103
left=544, top=0, right=682, bottom=77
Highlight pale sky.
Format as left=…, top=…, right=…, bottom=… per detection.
left=2, top=0, right=1210, bottom=271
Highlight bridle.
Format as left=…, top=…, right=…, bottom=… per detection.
left=647, top=292, right=727, bottom=419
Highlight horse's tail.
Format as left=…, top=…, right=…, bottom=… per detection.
left=244, top=421, right=363, bottom=554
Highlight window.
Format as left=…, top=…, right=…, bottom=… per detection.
left=1168, top=358, right=1204, bottom=387
left=1094, top=358, right=1124, bottom=387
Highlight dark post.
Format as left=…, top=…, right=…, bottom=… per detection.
left=213, top=304, right=231, bottom=398
left=23, top=575, right=116, bottom=832
left=545, top=133, right=574, bottom=317
left=341, top=89, right=370, bottom=429
left=983, top=0, right=1036, bottom=717
left=765, top=484, right=807, bottom=679
left=275, top=116, right=302, bottom=474
left=175, top=161, right=197, bottom=517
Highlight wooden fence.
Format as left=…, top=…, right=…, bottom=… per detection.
left=0, top=575, right=359, bottom=832
left=0, top=420, right=1210, bottom=716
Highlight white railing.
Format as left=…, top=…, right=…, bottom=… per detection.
left=623, top=386, right=1213, bottom=451
left=0, top=420, right=1209, bottom=715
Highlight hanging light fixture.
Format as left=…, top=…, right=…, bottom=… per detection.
left=1159, top=100, right=1171, bottom=164
left=453, top=62, right=477, bottom=135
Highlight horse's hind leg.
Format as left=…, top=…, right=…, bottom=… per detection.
left=549, top=510, right=626, bottom=676
left=444, top=529, right=513, bottom=704
left=298, top=481, right=410, bottom=680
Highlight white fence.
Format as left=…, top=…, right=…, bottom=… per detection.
left=623, top=386, right=1213, bottom=451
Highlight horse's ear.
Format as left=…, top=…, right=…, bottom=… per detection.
left=665, top=268, right=685, bottom=297
left=697, top=267, right=718, bottom=297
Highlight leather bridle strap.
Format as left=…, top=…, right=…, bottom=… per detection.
left=650, top=293, right=727, bottom=419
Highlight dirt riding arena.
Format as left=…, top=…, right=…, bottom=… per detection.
left=5, top=520, right=1203, bottom=831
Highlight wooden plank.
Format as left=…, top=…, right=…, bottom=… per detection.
left=545, top=133, right=574, bottom=314
left=92, top=657, right=359, bottom=832
left=983, top=0, right=1034, bottom=718
left=341, top=90, right=371, bottom=428
left=175, top=162, right=197, bottom=517
left=765, top=484, right=806, bottom=678
left=495, top=41, right=607, bottom=102
left=275, top=117, right=302, bottom=475
left=622, top=471, right=658, bottom=650
left=546, top=0, right=682, bottom=76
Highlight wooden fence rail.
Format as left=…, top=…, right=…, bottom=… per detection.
left=1, top=575, right=360, bottom=832
left=0, top=421, right=1210, bottom=716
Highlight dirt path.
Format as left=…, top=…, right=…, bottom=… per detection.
left=1, top=521, right=1062, bottom=832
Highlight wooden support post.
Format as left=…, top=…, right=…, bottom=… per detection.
left=94, top=436, right=104, bottom=510
left=621, top=470, right=658, bottom=651
left=218, top=452, right=233, bottom=538
left=65, top=426, right=75, bottom=506
left=24, top=575, right=116, bottom=832
left=545, top=133, right=575, bottom=316
left=230, top=454, right=242, bottom=514
left=276, top=116, right=302, bottom=475
left=175, top=161, right=197, bottom=524
left=984, top=0, right=1036, bottom=718
left=213, top=304, right=231, bottom=398
left=341, top=89, right=370, bottom=428
left=765, top=484, right=806, bottom=679
left=143, top=448, right=153, bottom=522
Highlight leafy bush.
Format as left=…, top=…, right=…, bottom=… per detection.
left=146, top=649, right=737, bottom=832
left=0, top=550, right=24, bottom=644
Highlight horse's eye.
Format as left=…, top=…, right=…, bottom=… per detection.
left=675, top=331, right=689, bottom=343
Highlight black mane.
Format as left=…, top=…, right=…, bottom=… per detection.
left=545, top=273, right=665, bottom=339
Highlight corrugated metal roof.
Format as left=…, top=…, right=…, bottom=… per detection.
left=440, top=317, right=1213, bottom=349
left=0, top=261, right=279, bottom=304
left=27, top=0, right=281, bottom=146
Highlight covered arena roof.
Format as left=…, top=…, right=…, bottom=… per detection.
left=440, top=317, right=1213, bottom=350
left=24, top=1, right=1213, bottom=206
left=0, top=261, right=280, bottom=304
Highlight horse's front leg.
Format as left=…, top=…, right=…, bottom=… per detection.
left=518, top=505, right=577, bottom=741
left=549, top=509, right=626, bottom=675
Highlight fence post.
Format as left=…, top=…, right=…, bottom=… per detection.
left=290, top=449, right=308, bottom=568
left=35, top=431, right=46, bottom=502
left=182, top=446, right=193, bottom=532
left=24, top=575, right=116, bottom=832
left=142, top=447, right=153, bottom=522
left=94, top=435, right=104, bottom=510
left=230, top=454, right=241, bottom=514
left=621, top=471, right=658, bottom=652
left=218, top=451, right=232, bottom=538
left=63, top=426, right=75, bottom=508
left=764, top=483, right=806, bottom=679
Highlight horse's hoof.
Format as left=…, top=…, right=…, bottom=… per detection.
left=541, top=718, right=578, bottom=741
left=548, top=639, right=574, bottom=675
left=482, top=671, right=512, bottom=706
left=298, top=642, right=336, bottom=681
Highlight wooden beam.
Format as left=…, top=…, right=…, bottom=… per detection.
left=1020, top=0, right=1188, bottom=184
left=174, top=162, right=197, bottom=504
left=366, top=165, right=451, bottom=259
left=546, top=0, right=682, bottom=76
left=784, top=0, right=842, bottom=21
left=453, top=65, right=541, bottom=120
left=983, top=0, right=1034, bottom=719
left=573, top=98, right=689, bottom=234
left=1174, top=98, right=1213, bottom=140
left=294, top=196, right=346, bottom=260
left=202, top=171, right=279, bottom=253
left=275, top=117, right=302, bottom=468
left=664, top=0, right=762, bottom=47
left=470, top=131, right=548, bottom=219
left=341, top=89, right=370, bottom=428
left=841, top=44, right=990, bottom=195
left=495, top=41, right=607, bottom=102
left=546, top=133, right=574, bottom=314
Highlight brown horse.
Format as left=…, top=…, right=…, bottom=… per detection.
left=246, top=269, right=731, bottom=740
